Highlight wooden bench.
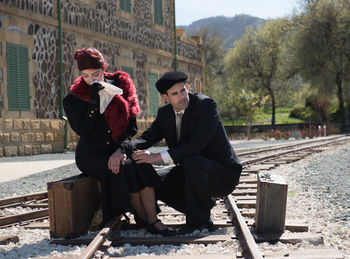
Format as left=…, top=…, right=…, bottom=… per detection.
left=47, top=174, right=102, bottom=238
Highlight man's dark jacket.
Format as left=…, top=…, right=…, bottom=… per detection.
left=133, top=92, right=242, bottom=184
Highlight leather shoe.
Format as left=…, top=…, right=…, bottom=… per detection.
left=146, top=219, right=177, bottom=236
left=133, top=214, right=147, bottom=229
left=209, top=197, right=216, bottom=209
left=178, top=220, right=215, bottom=235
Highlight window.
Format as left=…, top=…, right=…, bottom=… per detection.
left=121, top=66, right=134, bottom=80
left=6, top=43, right=30, bottom=111
left=119, top=0, right=131, bottom=13
left=154, top=0, right=163, bottom=26
left=148, top=72, right=158, bottom=116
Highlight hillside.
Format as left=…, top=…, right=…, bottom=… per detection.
left=181, top=14, right=266, bottom=49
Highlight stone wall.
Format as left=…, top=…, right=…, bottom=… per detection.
left=0, top=0, right=204, bottom=120
left=0, top=118, right=153, bottom=157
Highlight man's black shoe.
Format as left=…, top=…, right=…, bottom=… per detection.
left=177, top=221, right=215, bottom=235
left=145, top=219, right=177, bottom=236
left=209, top=197, right=216, bottom=209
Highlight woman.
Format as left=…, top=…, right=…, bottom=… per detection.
left=63, top=47, right=175, bottom=236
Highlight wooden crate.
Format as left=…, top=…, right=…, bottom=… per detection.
left=255, top=173, right=288, bottom=234
left=47, top=174, right=101, bottom=238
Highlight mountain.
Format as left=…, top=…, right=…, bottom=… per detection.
left=181, top=14, right=266, bottom=49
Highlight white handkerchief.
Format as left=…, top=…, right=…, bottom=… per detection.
left=91, top=81, right=123, bottom=114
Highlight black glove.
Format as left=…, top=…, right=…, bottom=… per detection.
left=89, top=82, right=105, bottom=105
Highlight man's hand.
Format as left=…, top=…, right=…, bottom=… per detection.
left=108, top=148, right=126, bottom=174
left=131, top=150, right=162, bottom=164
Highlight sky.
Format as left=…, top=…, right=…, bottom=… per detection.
left=175, top=0, right=300, bottom=26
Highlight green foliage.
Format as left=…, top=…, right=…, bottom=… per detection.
left=224, top=18, right=292, bottom=127
left=292, top=0, right=350, bottom=126
left=289, top=105, right=310, bottom=120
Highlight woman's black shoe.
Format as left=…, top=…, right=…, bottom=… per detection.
left=145, top=219, right=177, bottom=236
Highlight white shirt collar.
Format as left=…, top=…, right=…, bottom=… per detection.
left=173, top=109, right=185, bottom=115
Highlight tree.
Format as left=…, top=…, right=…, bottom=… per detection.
left=292, top=0, right=350, bottom=127
left=235, top=89, right=267, bottom=139
left=224, top=18, right=291, bottom=128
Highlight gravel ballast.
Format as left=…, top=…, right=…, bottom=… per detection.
left=0, top=140, right=349, bottom=258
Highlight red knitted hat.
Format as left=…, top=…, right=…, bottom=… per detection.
left=74, top=47, right=106, bottom=71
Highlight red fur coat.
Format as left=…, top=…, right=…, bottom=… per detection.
left=70, top=71, right=140, bottom=143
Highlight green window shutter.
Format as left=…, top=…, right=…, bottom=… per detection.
left=121, top=66, right=134, bottom=80
left=148, top=72, right=159, bottom=116
left=119, top=0, right=125, bottom=11
left=120, top=0, right=131, bottom=13
left=154, top=0, right=163, bottom=25
left=6, top=43, right=30, bottom=111
left=126, top=0, right=131, bottom=13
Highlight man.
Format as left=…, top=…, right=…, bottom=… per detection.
left=131, top=71, right=242, bottom=234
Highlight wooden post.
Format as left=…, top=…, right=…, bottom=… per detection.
left=255, top=173, right=288, bottom=234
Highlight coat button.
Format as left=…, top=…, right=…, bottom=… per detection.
left=106, top=141, right=110, bottom=145
left=91, top=110, right=95, bottom=114
left=107, top=130, right=111, bottom=133
left=89, top=114, right=92, bottom=117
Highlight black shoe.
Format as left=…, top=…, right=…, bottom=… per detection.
left=178, top=220, right=215, bottom=235
left=145, top=219, right=177, bottom=236
left=134, top=214, right=147, bottom=229
left=209, top=197, right=216, bottom=209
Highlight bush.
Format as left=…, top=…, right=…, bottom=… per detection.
left=289, top=105, right=310, bottom=120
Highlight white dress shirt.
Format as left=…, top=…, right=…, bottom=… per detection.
left=160, top=109, right=185, bottom=164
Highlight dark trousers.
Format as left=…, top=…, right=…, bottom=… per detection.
left=156, top=155, right=241, bottom=226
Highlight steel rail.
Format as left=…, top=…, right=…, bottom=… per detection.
left=0, top=209, right=48, bottom=227
left=226, top=194, right=263, bottom=259
left=237, top=134, right=346, bottom=157
left=241, top=136, right=350, bottom=166
left=0, top=192, right=48, bottom=207
left=78, top=217, right=121, bottom=259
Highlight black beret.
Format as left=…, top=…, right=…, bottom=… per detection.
left=156, top=71, right=188, bottom=94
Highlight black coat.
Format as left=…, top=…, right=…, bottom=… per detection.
left=132, top=92, right=242, bottom=183
left=63, top=77, right=159, bottom=223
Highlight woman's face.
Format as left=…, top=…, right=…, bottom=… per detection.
left=81, top=68, right=104, bottom=85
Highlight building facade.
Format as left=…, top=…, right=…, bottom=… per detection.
left=0, top=0, right=204, bottom=156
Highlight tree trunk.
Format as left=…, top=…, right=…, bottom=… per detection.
left=335, top=72, right=345, bottom=128
left=268, top=87, right=276, bottom=129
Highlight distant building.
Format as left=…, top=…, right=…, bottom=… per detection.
left=0, top=0, right=204, bottom=156
left=0, top=0, right=204, bottom=119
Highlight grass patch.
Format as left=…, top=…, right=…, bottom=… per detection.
left=223, top=107, right=305, bottom=126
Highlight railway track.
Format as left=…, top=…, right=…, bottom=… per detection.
left=0, top=134, right=349, bottom=258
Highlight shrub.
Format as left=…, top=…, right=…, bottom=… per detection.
left=289, top=105, right=310, bottom=120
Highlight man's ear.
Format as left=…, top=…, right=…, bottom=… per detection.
left=161, top=93, right=169, bottom=103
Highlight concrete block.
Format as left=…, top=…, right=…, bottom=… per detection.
left=255, top=173, right=288, bottom=234
left=41, top=144, right=52, bottom=154
left=22, top=119, right=31, bottom=130
left=18, top=145, right=25, bottom=156
left=36, top=133, right=45, bottom=142
left=40, top=120, right=51, bottom=130
left=0, top=133, right=10, bottom=144
left=2, top=119, right=13, bottom=130
left=4, top=146, right=18, bottom=156
left=11, top=133, right=21, bottom=143
left=0, top=147, right=3, bottom=157
left=31, top=120, right=40, bottom=130
left=13, top=119, right=23, bottom=130
left=45, top=132, right=55, bottom=142
left=32, top=145, right=40, bottom=155
left=51, top=120, right=61, bottom=130
left=24, top=145, right=32, bottom=156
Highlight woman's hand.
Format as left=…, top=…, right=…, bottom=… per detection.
left=108, top=148, right=126, bottom=174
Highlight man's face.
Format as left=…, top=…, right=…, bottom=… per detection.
left=162, top=82, right=190, bottom=112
